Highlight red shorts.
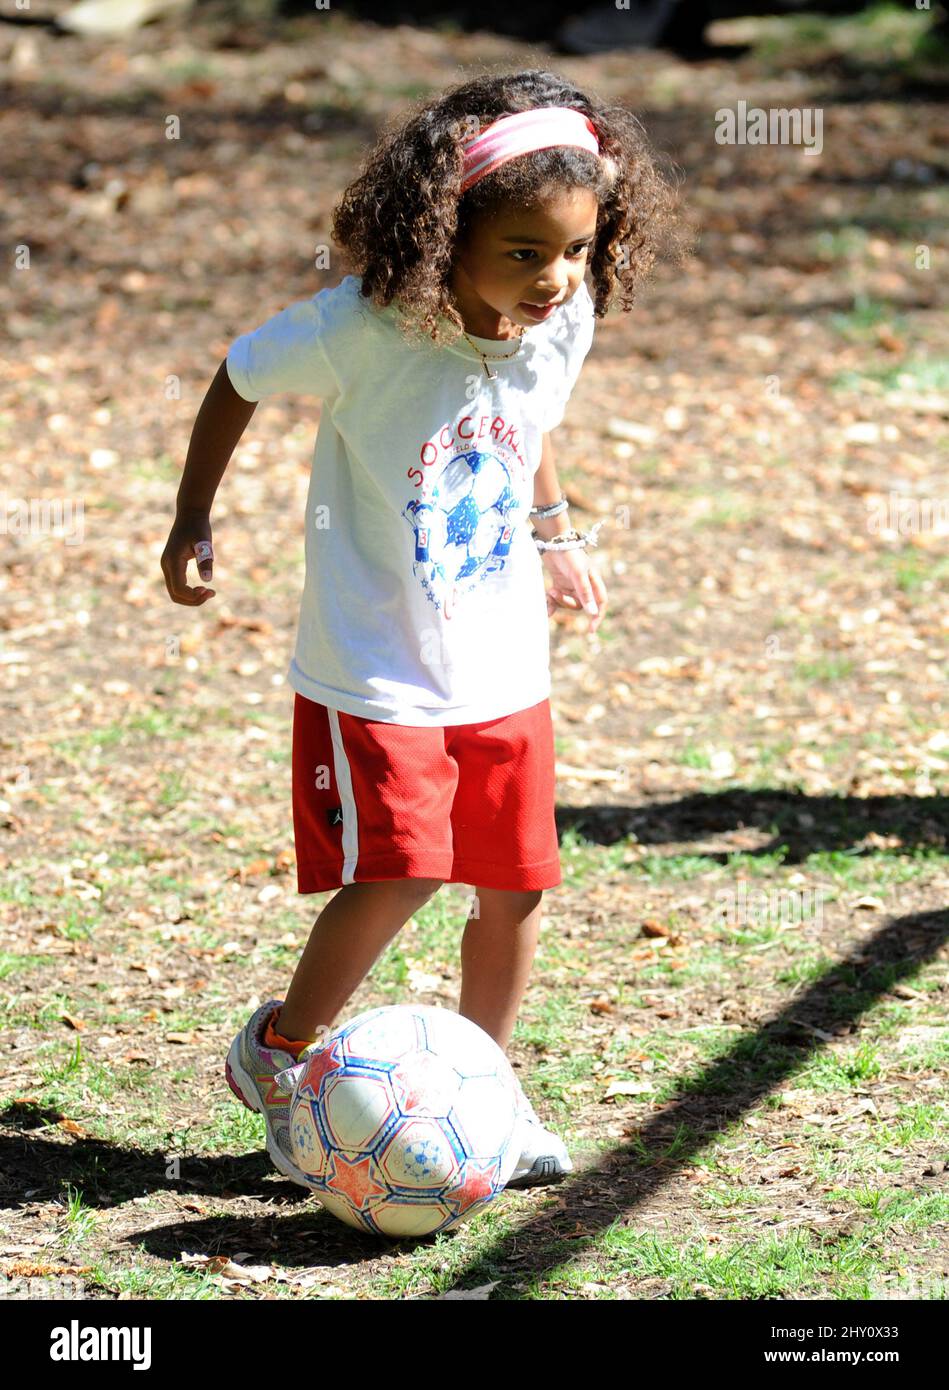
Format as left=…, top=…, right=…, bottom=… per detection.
left=291, top=693, right=561, bottom=894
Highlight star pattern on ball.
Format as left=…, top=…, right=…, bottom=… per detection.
left=444, top=1159, right=500, bottom=1214
left=297, top=1047, right=344, bottom=1099
left=397, top=1052, right=455, bottom=1111
left=326, top=1152, right=388, bottom=1211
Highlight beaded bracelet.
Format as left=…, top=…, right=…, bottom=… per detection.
left=530, top=494, right=569, bottom=519
left=533, top=522, right=606, bottom=552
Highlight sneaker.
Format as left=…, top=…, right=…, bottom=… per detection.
left=224, top=998, right=322, bottom=1189
left=506, top=1083, right=574, bottom=1188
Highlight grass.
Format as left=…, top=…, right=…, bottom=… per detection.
left=0, top=951, right=52, bottom=979
left=370, top=1218, right=947, bottom=1301
left=830, top=295, right=909, bottom=344
left=4, top=813, right=945, bottom=1298
left=882, top=550, right=949, bottom=595
left=129, top=454, right=179, bottom=483
left=722, top=0, right=949, bottom=74
left=813, top=226, right=871, bottom=264
left=673, top=486, right=760, bottom=530
left=793, top=655, right=857, bottom=683
left=832, top=357, right=949, bottom=395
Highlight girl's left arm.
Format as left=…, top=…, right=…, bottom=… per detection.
left=533, top=432, right=608, bottom=634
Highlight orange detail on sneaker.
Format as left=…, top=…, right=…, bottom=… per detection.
left=263, top=1008, right=311, bottom=1056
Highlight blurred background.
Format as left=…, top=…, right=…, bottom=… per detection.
left=4, top=0, right=944, bottom=829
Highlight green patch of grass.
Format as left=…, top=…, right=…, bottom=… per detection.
left=892, top=1032, right=949, bottom=1073
left=880, top=1102, right=946, bottom=1149
left=52, top=724, right=128, bottom=756
left=676, top=744, right=714, bottom=770
left=78, top=1256, right=222, bottom=1301
left=830, top=294, right=908, bottom=343
left=632, top=454, right=663, bottom=477
left=803, top=846, right=947, bottom=890
left=635, top=853, right=725, bottom=882
left=558, top=835, right=796, bottom=890
left=146, top=873, right=198, bottom=896
left=813, top=226, right=871, bottom=263
left=454, top=1220, right=925, bottom=1300
left=130, top=453, right=179, bottom=483
left=51, top=709, right=199, bottom=759
left=159, top=56, right=220, bottom=82
left=729, top=1, right=944, bottom=75
left=557, top=828, right=628, bottom=886
left=844, top=1187, right=949, bottom=1233
left=822, top=1041, right=885, bottom=1086
left=126, top=710, right=194, bottom=739
left=748, top=738, right=794, bottom=770
left=793, top=655, right=856, bottom=683
left=371, top=940, right=410, bottom=993
left=832, top=357, right=949, bottom=395
left=58, top=1183, right=99, bottom=1250
left=882, top=549, right=949, bottom=595
left=723, top=849, right=791, bottom=879
left=774, top=953, right=839, bottom=988
left=681, top=487, right=758, bottom=530
left=32, top=781, right=63, bottom=804
left=0, top=951, right=51, bottom=979
left=158, top=771, right=188, bottom=807
left=379, top=80, right=437, bottom=101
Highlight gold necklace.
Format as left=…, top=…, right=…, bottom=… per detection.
left=460, top=323, right=526, bottom=381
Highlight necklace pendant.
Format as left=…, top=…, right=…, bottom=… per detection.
left=483, top=361, right=497, bottom=381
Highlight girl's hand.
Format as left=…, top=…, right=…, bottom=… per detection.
left=541, top=545, right=608, bottom=633
left=161, top=509, right=216, bottom=605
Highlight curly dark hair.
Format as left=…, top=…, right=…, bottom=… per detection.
left=330, top=67, right=684, bottom=347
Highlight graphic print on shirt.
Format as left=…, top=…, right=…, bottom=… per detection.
left=402, top=448, right=522, bottom=619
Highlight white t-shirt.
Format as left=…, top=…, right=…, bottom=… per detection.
left=225, top=274, right=596, bottom=726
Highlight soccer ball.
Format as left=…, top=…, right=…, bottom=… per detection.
left=285, top=1004, right=523, bottom=1239
left=403, top=449, right=521, bottom=615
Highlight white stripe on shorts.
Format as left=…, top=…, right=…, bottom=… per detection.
left=327, top=708, right=359, bottom=884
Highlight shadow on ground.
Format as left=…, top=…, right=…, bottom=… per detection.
left=1, top=901, right=944, bottom=1290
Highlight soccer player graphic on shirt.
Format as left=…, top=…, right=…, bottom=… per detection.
left=402, top=448, right=520, bottom=619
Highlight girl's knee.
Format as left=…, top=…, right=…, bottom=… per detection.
left=404, top=876, right=444, bottom=899
left=472, top=886, right=543, bottom=916
left=338, top=878, right=443, bottom=906
left=372, top=876, right=444, bottom=902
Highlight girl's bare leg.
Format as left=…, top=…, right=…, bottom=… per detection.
left=275, top=878, right=443, bottom=1041
left=457, top=886, right=544, bottom=1051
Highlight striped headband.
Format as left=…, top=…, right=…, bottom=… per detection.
left=460, top=107, right=601, bottom=193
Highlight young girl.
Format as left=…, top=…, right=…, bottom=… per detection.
left=161, top=68, right=675, bottom=1195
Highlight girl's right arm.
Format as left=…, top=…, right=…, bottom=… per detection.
left=161, top=359, right=258, bottom=606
